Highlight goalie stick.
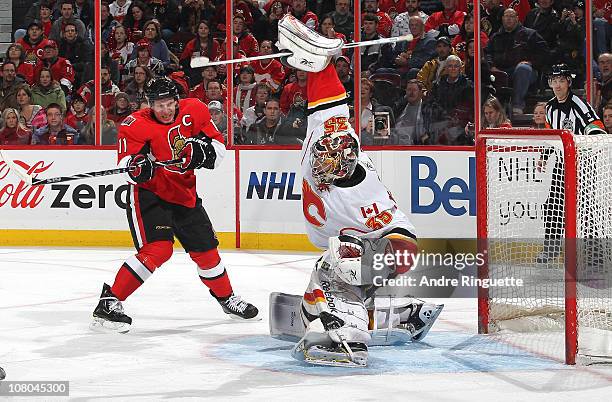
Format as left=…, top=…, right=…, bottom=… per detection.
left=0, top=149, right=183, bottom=186
left=190, top=34, right=414, bottom=68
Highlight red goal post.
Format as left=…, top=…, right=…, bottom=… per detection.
left=475, top=128, right=612, bottom=365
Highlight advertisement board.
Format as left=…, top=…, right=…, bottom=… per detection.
left=0, top=148, right=478, bottom=248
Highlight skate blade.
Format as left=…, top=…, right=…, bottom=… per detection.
left=227, top=312, right=262, bottom=321
left=303, top=355, right=366, bottom=368
left=412, top=304, right=444, bottom=341
left=90, top=317, right=131, bottom=334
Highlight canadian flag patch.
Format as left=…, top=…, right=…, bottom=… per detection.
left=360, top=203, right=379, bottom=219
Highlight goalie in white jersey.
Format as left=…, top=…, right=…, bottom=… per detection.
left=269, top=15, right=443, bottom=368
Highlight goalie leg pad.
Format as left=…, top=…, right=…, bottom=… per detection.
left=269, top=292, right=306, bottom=342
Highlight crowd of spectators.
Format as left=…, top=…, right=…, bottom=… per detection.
left=0, top=0, right=610, bottom=146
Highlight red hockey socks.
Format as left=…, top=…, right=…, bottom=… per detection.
left=111, top=241, right=173, bottom=301
left=189, top=248, right=233, bottom=299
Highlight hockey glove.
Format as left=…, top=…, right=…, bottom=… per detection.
left=127, top=153, right=155, bottom=184
left=178, top=136, right=216, bottom=172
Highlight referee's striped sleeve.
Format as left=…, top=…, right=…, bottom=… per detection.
left=572, top=95, right=598, bottom=129
left=545, top=103, right=553, bottom=128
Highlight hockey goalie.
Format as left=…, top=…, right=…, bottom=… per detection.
left=269, top=15, right=444, bottom=368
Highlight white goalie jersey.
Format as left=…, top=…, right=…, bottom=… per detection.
left=300, top=102, right=416, bottom=249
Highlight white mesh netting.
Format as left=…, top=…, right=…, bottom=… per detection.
left=483, top=133, right=612, bottom=361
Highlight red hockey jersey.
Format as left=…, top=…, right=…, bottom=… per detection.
left=252, top=59, right=286, bottom=92
left=17, top=38, right=51, bottom=61
left=45, top=57, right=75, bottom=89
left=425, top=9, right=466, bottom=34
left=280, top=81, right=307, bottom=115
left=117, top=98, right=225, bottom=207
left=379, top=0, right=407, bottom=18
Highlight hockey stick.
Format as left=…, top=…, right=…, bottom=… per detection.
left=190, top=34, right=414, bottom=68
left=0, top=149, right=183, bottom=186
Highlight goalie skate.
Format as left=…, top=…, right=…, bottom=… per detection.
left=90, top=283, right=132, bottom=333
left=293, top=339, right=368, bottom=368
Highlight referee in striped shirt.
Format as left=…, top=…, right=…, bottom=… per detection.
left=537, top=64, right=606, bottom=264
left=545, top=64, right=605, bottom=135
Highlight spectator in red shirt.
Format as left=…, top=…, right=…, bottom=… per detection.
left=290, top=0, right=318, bottom=30
left=280, top=69, right=307, bottom=115
left=39, top=2, right=53, bottom=38
left=17, top=21, right=50, bottom=62
left=5, top=44, right=39, bottom=85
left=234, top=14, right=259, bottom=57
left=451, top=12, right=489, bottom=62
left=501, top=0, right=532, bottom=23
left=0, top=108, right=32, bottom=145
left=425, top=0, right=466, bottom=38
left=180, top=21, right=221, bottom=85
left=252, top=40, right=286, bottom=93
left=363, top=0, right=394, bottom=37
left=189, top=66, right=219, bottom=102
left=65, top=95, right=90, bottom=132
left=123, top=1, right=151, bottom=42
left=379, top=0, right=407, bottom=20
left=42, top=40, right=75, bottom=94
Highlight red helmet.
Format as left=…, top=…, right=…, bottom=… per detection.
left=310, top=131, right=359, bottom=191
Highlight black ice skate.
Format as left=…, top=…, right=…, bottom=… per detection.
left=90, top=283, right=132, bottom=333
left=211, top=291, right=260, bottom=320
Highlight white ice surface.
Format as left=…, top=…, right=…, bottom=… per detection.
left=0, top=247, right=611, bottom=401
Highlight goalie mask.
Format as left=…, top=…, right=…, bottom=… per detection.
left=310, top=132, right=359, bottom=191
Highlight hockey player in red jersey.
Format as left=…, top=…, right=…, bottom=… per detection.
left=269, top=15, right=443, bottom=367
left=91, top=78, right=259, bottom=333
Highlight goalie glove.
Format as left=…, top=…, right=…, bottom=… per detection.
left=127, top=153, right=155, bottom=184
left=178, top=136, right=216, bottom=172
left=276, top=14, right=343, bottom=72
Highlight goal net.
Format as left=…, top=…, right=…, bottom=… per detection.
left=476, top=129, right=612, bottom=365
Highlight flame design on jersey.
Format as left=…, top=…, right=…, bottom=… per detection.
left=302, top=179, right=326, bottom=227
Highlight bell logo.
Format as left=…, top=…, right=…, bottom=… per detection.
left=411, top=156, right=476, bottom=217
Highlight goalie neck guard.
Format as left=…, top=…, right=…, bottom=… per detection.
left=310, top=132, right=359, bottom=191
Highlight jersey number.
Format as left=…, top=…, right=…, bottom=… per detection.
left=118, top=138, right=127, bottom=154
left=365, top=211, right=392, bottom=230
left=323, top=116, right=348, bottom=134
